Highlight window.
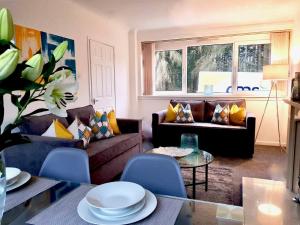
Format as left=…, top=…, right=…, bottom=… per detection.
left=237, top=43, right=271, bottom=92
left=143, top=33, right=288, bottom=96
left=155, top=50, right=182, bottom=92
left=187, top=44, right=233, bottom=94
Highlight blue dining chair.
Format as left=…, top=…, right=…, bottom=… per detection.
left=121, top=154, right=187, bottom=198
left=39, top=147, right=91, bottom=184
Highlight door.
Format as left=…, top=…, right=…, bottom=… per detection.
left=88, top=39, right=116, bottom=111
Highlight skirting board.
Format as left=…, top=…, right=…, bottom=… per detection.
left=255, top=141, right=287, bottom=147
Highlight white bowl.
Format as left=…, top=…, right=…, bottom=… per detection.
left=6, top=167, right=21, bottom=186
left=89, top=197, right=146, bottom=220
left=85, top=181, right=145, bottom=214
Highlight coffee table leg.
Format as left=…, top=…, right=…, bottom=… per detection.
left=205, top=164, right=208, bottom=191
left=193, top=167, right=196, bottom=199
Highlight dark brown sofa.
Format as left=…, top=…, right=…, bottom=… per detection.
left=152, top=99, right=255, bottom=158
left=17, top=105, right=142, bottom=184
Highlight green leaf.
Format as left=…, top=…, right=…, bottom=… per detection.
left=0, top=40, right=19, bottom=50
left=42, top=55, right=56, bottom=81
left=0, top=78, right=43, bottom=94
left=21, top=108, right=48, bottom=118
left=20, top=91, right=31, bottom=107
left=29, top=98, right=44, bottom=103
left=11, top=94, right=22, bottom=110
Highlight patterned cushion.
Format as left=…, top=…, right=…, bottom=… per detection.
left=175, top=104, right=194, bottom=123
left=78, top=123, right=92, bottom=148
left=90, top=112, right=114, bottom=140
left=68, top=118, right=92, bottom=148
left=211, top=104, right=230, bottom=125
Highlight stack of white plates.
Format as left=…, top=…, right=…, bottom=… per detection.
left=77, top=181, right=157, bottom=225
left=6, top=167, right=31, bottom=192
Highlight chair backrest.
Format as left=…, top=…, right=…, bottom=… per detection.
left=121, top=154, right=187, bottom=198
left=39, top=147, right=90, bottom=184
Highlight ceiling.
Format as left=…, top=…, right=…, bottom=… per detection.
left=71, top=0, right=298, bottom=30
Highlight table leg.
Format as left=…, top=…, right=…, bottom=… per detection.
left=193, top=167, right=196, bottom=199
left=205, top=164, right=208, bottom=192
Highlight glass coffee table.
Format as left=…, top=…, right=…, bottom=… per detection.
left=178, top=150, right=214, bottom=199
left=147, top=148, right=214, bottom=199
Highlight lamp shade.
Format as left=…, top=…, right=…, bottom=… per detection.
left=263, top=64, right=289, bottom=80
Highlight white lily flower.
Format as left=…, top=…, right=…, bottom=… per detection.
left=44, top=75, right=79, bottom=117
left=48, top=69, right=72, bottom=82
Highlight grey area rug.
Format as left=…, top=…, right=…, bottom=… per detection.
left=181, top=165, right=234, bottom=205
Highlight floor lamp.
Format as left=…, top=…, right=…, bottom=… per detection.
left=255, top=64, right=289, bottom=151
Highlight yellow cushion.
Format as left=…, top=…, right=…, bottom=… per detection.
left=95, top=111, right=102, bottom=118
left=108, top=110, right=121, bottom=135
left=165, top=103, right=179, bottom=122
left=54, top=120, right=74, bottom=139
left=230, top=104, right=246, bottom=125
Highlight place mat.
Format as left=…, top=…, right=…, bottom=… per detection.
left=5, top=176, right=60, bottom=212
left=151, top=147, right=193, bottom=158
left=27, top=185, right=184, bottom=225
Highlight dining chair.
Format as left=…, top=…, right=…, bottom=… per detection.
left=39, top=147, right=91, bottom=184
left=121, top=154, right=187, bottom=198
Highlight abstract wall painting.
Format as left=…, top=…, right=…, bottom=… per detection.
left=14, top=25, right=42, bottom=61
left=14, top=25, right=76, bottom=78
left=41, top=32, right=76, bottom=77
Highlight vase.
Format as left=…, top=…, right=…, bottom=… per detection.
left=180, top=133, right=199, bottom=152
left=0, top=151, right=6, bottom=222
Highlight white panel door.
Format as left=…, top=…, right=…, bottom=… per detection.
left=88, top=39, right=116, bottom=111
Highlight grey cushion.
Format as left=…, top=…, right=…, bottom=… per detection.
left=67, top=105, right=95, bottom=126
left=19, top=114, right=69, bottom=135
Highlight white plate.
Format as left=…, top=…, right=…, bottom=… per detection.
left=78, top=190, right=157, bottom=225
left=6, top=167, right=21, bottom=185
left=90, top=197, right=146, bottom=220
left=6, top=171, right=31, bottom=192
left=86, top=181, right=145, bottom=213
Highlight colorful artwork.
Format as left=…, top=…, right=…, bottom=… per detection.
left=41, top=32, right=76, bottom=77
left=15, top=25, right=42, bottom=61
left=14, top=25, right=76, bottom=78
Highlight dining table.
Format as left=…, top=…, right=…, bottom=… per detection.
left=2, top=176, right=243, bottom=225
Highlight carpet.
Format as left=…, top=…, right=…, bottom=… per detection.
left=181, top=165, right=234, bottom=205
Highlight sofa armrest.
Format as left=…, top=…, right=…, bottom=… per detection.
left=24, top=134, right=84, bottom=149
left=152, top=110, right=167, bottom=147
left=245, top=112, right=256, bottom=157
left=246, top=112, right=256, bottom=130
left=117, top=118, right=142, bottom=134
left=152, top=110, right=167, bottom=125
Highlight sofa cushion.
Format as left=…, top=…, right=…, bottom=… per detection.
left=87, top=133, right=140, bottom=171
left=205, top=99, right=246, bottom=122
left=211, top=104, right=230, bottom=125
left=19, top=114, right=69, bottom=135
left=170, top=100, right=205, bottom=122
left=160, top=122, right=246, bottom=130
left=67, top=105, right=95, bottom=126
left=175, top=103, right=194, bottom=123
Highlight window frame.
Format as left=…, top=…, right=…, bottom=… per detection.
left=151, top=34, right=277, bottom=97
left=233, top=39, right=271, bottom=97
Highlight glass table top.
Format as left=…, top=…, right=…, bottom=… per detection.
left=177, top=150, right=214, bottom=168
left=2, top=177, right=243, bottom=225
left=147, top=148, right=214, bottom=168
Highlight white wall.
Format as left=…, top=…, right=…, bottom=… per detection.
left=130, top=22, right=295, bottom=146
left=0, top=0, right=130, bottom=128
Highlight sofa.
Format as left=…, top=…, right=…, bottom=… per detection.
left=152, top=99, right=255, bottom=158
left=5, top=105, right=142, bottom=184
